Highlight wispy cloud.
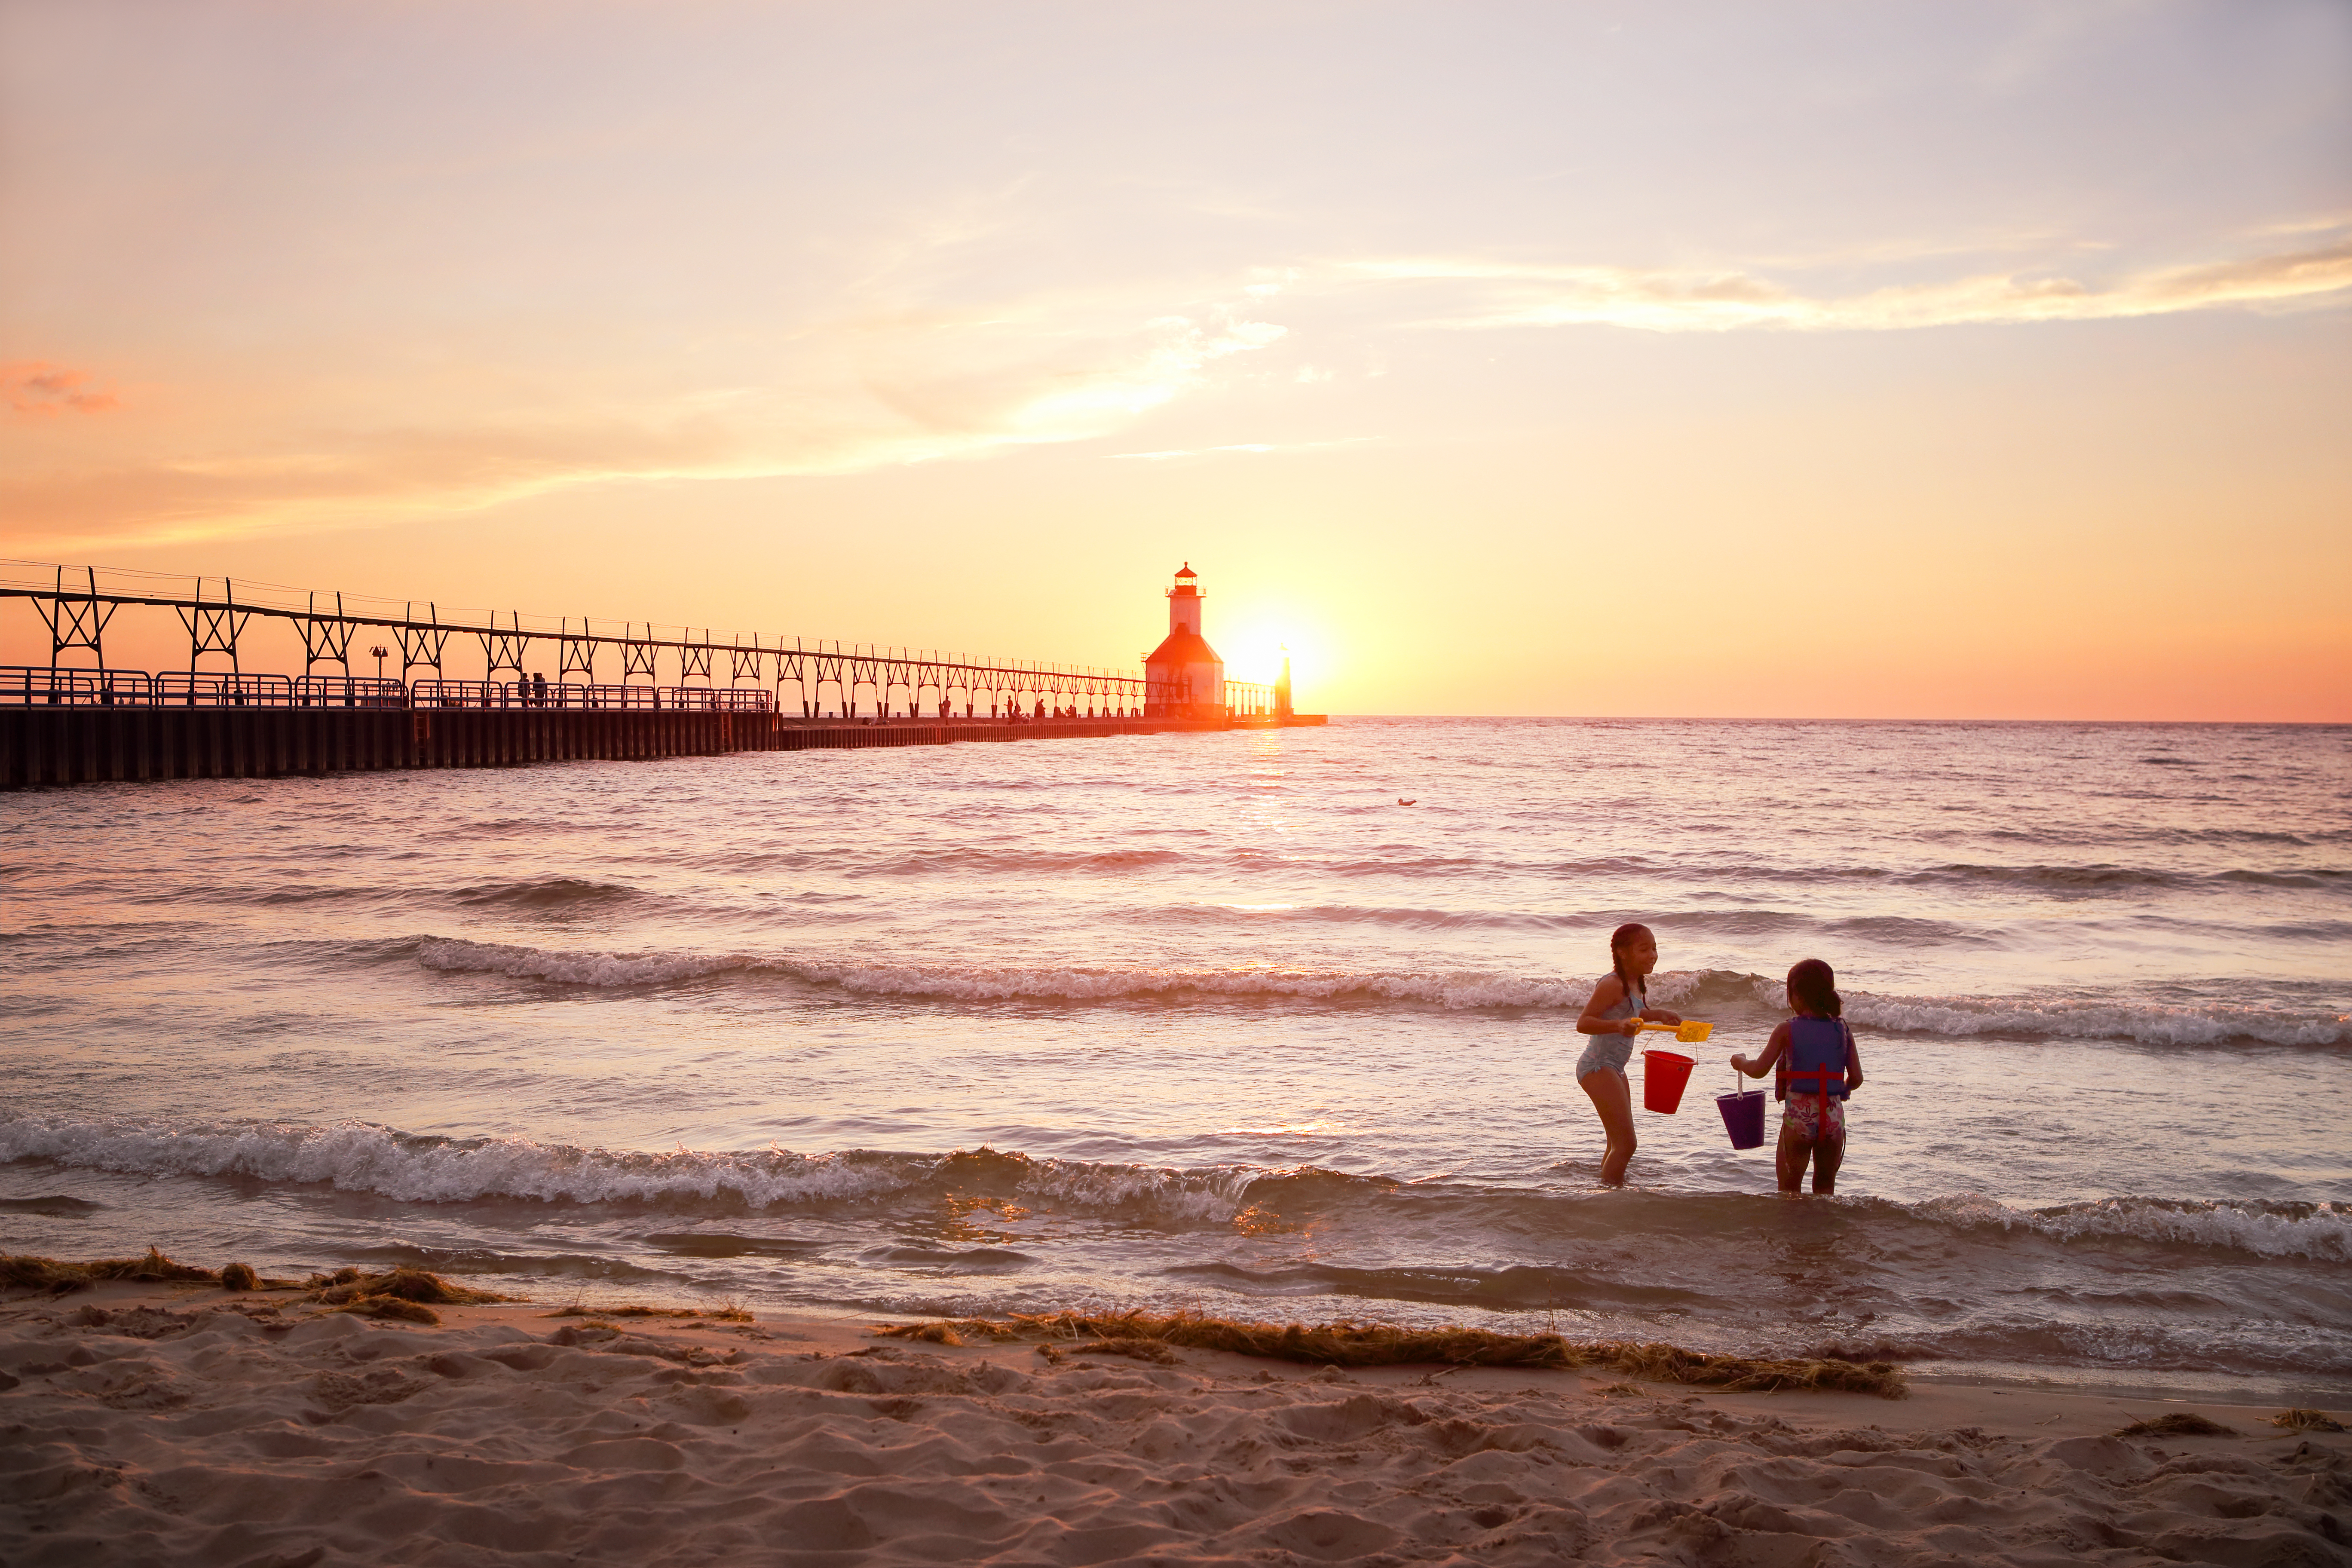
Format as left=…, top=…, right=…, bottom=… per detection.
left=1108, top=437, right=1371, bottom=462
left=9, top=222, right=2346, bottom=553
left=1338, top=232, right=2352, bottom=334
left=862, top=315, right=1284, bottom=446
left=0, top=301, right=1291, bottom=551
left=4, top=362, right=120, bottom=416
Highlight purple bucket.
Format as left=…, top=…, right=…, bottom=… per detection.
left=1716, top=1083, right=1767, bottom=1150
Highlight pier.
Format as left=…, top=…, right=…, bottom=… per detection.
left=0, top=561, right=1320, bottom=789
left=0, top=700, right=1235, bottom=788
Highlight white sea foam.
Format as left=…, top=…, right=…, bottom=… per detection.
left=415, top=936, right=1589, bottom=1010
left=1912, top=1193, right=2352, bottom=1262
left=418, top=937, right=744, bottom=988
left=12, top=1107, right=2344, bottom=1269
left=414, top=939, right=2350, bottom=1045
left=0, top=1113, right=1256, bottom=1220
left=1840, top=992, right=2348, bottom=1047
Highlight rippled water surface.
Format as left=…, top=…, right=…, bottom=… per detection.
left=4, top=719, right=2347, bottom=1394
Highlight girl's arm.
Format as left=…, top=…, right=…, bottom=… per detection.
left=1639, top=1004, right=1683, bottom=1026
left=1731, top=1022, right=1791, bottom=1078
left=1577, top=976, right=1642, bottom=1036
left=1844, top=1023, right=1865, bottom=1092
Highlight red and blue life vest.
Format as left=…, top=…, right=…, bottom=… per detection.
left=1775, top=1016, right=1851, bottom=1102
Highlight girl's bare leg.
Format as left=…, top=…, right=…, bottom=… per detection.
left=1580, top=1069, right=1637, bottom=1186
left=1812, top=1132, right=1844, bottom=1195
left=1776, top=1121, right=1814, bottom=1197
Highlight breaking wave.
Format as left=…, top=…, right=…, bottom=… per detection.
left=0, top=1115, right=1258, bottom=1222
left=1836, top=991, right=2348, bottom=1047
left=8, top=1111, right=2348, bottom=1268
left=413, top=935, right=1597, bottom=1009
left=542, top=847, right=2349, bottom=894
left=410, top=938, right=2351, bottom=1046
left=448, top=877, right=651, bottom=913
left=1908, top=1194, right=2352, bottom=1263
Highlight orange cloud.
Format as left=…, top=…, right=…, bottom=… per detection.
left=3, top=362, right=120, bottom=417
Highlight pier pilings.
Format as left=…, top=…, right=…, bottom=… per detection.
left=0, top=707, right=1247, bottom=788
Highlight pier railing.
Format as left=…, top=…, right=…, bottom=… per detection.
left=1, top=666, right=410, bottom=709
left=410, top=680, right=774, bottom=712
left=4, top=663, right=1302, bottom=723
left=1, top=665, right=778, bottom=713
left=2, top=560, right=1148, bottom=714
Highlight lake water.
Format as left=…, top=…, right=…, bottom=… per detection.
left=4, top=717, right=2346, bottom=1397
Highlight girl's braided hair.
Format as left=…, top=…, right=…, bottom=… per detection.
left=1609, top=922, right=1653, bottom=1006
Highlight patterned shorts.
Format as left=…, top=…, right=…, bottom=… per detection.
left=1782, top=1093, right=1846, bottom=1141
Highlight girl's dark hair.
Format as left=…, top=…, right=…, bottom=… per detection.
left=1787, top=959, right=1842, bottom=1018
left=1610, top=922, right=1652, bottom=1003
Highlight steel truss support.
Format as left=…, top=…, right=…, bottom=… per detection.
left=476, top=610, right=529, bottom=681
left=179, top=578, right=252, bottom=674
left=397, top=602, right=451, bottom=680
left=845, top=654, right=881, bottom=717
left=680, top=631, right=714, bottom=685
left=807, top=651, right=846, bottom=717
left=301, top=592, right=358, bottom=676
left=621, top=625, right=659, bottom=684
left=559, top=618, right=596, bottom=682
left=773, top=648, right=808, bottom=716
left=37, top=566, right=117, bottom=671
left=3, top=557, right=1159, bottom=719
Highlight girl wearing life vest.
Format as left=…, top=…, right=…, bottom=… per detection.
left=1574, top=923, right=1684, bottom=1186
left=1732, top=958, right=1865, bottom=1197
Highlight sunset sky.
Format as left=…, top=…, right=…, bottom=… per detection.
left=3, top=0, right=2347, bottom=718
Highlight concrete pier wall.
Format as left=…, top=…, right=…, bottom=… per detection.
left=0, top=707, right=1242, bottom=788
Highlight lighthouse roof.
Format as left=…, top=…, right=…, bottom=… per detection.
left=1173, top=562, right=1197, bottom=579
left=1144, top=628, right=1222, bottom=668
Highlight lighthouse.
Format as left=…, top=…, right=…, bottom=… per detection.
left=1142, top=563, right=1225, bottom=719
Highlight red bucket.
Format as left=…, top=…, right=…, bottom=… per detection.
left=1642, top=1049, right=1695, bottom=1113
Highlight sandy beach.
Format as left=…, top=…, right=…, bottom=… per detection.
left=3, top=1279, right=2345, bottom=1568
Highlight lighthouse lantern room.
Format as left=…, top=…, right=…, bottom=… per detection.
left=1143, top=563, right=1225, bottom=719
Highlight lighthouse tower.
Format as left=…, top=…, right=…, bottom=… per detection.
left=1142, top=563, right=1225, bottom=719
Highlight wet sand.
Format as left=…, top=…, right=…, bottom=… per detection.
left=3, top=1281, right=2346, bottom=1566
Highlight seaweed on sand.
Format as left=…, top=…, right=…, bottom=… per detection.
left=2116, top=1413, right=2237, bottom=1437
left=543, top=1303, right=754, bottom=1323
left=1073, top=1338, right=1179, bottom=1365
left=1, top=1254, right=98, bottom=1292
left=327, top=1296, right=442, bottom=1325
left=299, top=1266, right=521, bottom=1325
left=306, top=1267, right=518, bottom=1307
left=2269, top=1409, right=2345, bottom=1433
left=3, top=1248, right=221, bottom=1293
left=870, top=1310, right=1910, bottom=1398
left=882, top=1321, right=971, bottom=1346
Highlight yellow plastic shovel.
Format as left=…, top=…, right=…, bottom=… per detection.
left=1632, top=1020, right=1714, bottom=1044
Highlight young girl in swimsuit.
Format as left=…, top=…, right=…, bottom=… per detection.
left=1574, top=923, right=1682, bottom=1186
left=1732, top=958, right=1866, bottom=1197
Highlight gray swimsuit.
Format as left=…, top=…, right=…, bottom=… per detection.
left=1575, top=976, right=1643, bottom=1080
